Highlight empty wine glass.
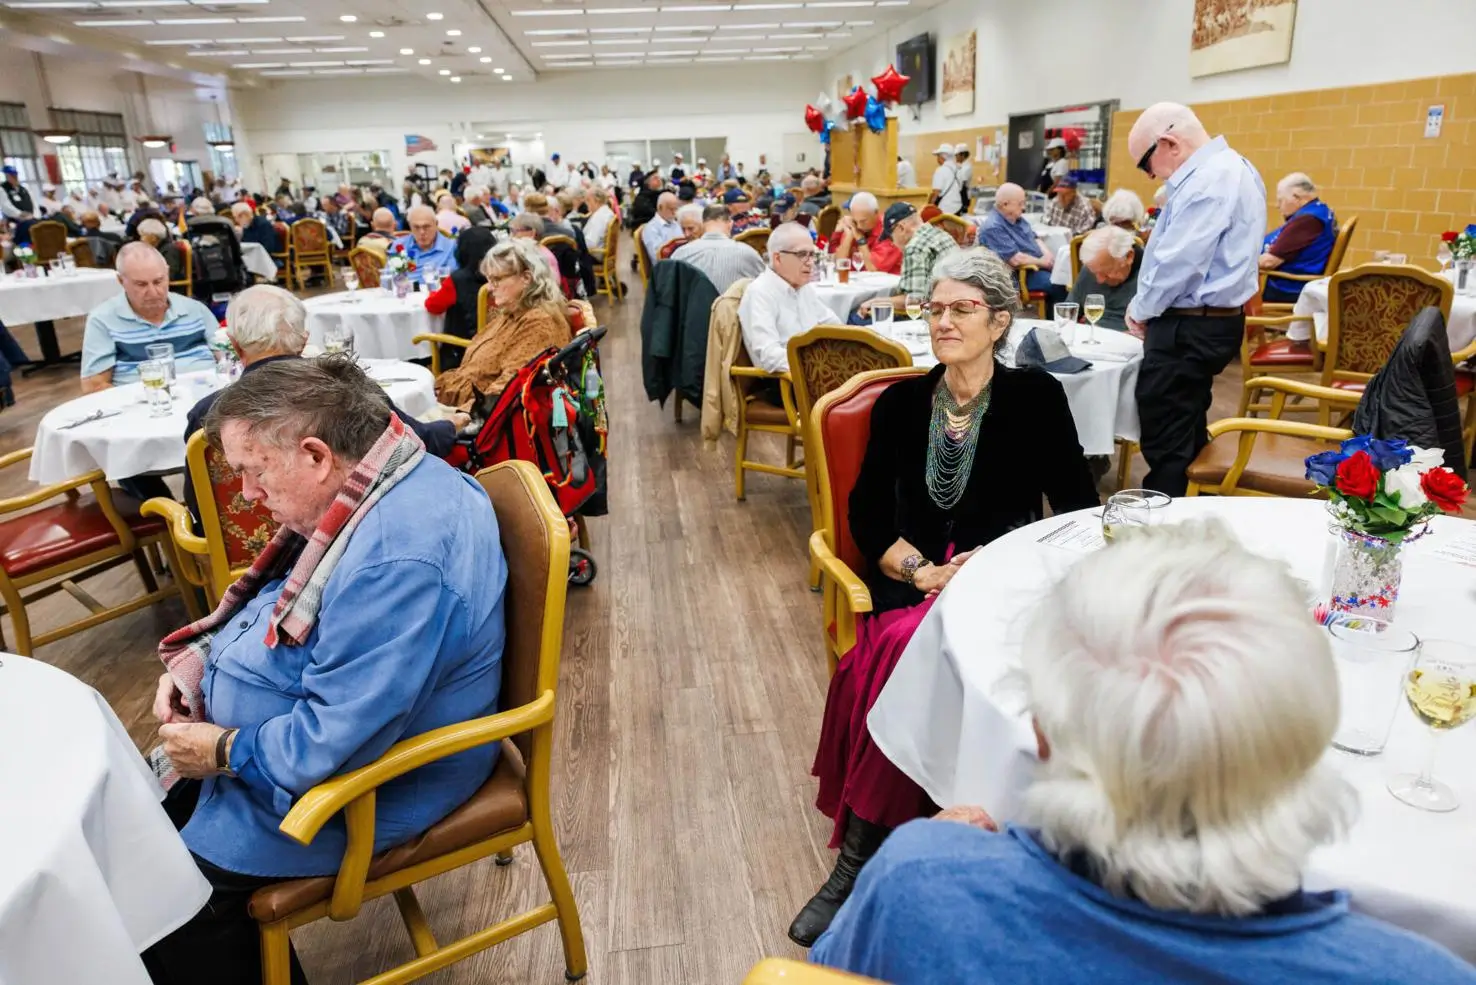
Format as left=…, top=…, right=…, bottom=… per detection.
left=1100, top=489, right=1171, bottom=542
left=342, top=267, right=360, bottom=299
left=1436, top=241, right=1454, bottom=273
left=1054, top=301, right=1079, bottom=346
left=1081, top=293, right=1105, bottom=346
left=1387, top=639, right=1476, bottom=812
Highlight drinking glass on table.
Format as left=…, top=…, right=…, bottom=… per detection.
left=423, top=266, right=443, bottom=294
left=905, top=292, right=924, bottom=322
left=1100, top=488, right=1171, bottom=542
left=1436, top=241, right=1454, bottom=272
left=1387, top=639, right=1476, bottom=812
left=323, top=324, right=355, bottom=357
left=871, top=301, right=894, bottom=333
left=145, top=342, right=175, bottom=390
left=1384, top=253, right=1408, bottom=265
left=341, top=266, right=360, bottom=299
left=1081, top=293, right=1106, bottom=346
left=1053, top=301, right=1079, bottom=346
left=139, top=359, right=173, bottom=418
left=1328, top=618, right=1421, bottom=757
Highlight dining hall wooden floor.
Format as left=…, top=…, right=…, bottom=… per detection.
left=0, top=272, right=1259, bottom=984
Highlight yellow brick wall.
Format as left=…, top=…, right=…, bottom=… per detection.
left=1107, top=73, right=1476, bottom=268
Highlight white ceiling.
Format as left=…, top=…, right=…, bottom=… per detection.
left=2, top=0, right=938, bottom=82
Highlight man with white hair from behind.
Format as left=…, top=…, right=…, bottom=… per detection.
left=1259, top=171, right=1338, bottom=305
left=1067, top=225, right=1142, bottom=333
left=737, top=221, right=832, bottom=391
left=813, top=521, right=1476, bottom=985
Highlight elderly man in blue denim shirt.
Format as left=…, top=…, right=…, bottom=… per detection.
left=976, top=183, right=1066, bottom=307
left=142, top=357, right=506, bottom=985
left=1124, top=102, right=1264, bottom=496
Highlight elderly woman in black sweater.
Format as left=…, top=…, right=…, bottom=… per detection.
left=423, top=226, right=497, bottom=370
left=790, top=247, right=1099, bottom=947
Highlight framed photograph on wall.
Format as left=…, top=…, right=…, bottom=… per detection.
left=1189, top=0, right=1298, bottom=78
left=940, top=30, right=976, bottom=117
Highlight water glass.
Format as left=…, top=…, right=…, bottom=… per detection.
left=1101, top=489, right=1171, bottom=543
left=1454, top=259, right=1475, bottom=296
left=145, top=342, right=176, bottom=390
left=139, top=360, right=173, bottom=418
left=1385, top=253, right=1408, bottom=265
left=342, top=267, right=360, bottom=297
left=1328, top=617, right=1420, bottom=756
left=48, top=258, right=65, bottom=278
left=323, top=324, right=355, bottom=356
left=1054, top=302, right=1079, bottom=346
left=423, top=267, right=443, bottom=294
left=871, top=301, right=894, bottom=332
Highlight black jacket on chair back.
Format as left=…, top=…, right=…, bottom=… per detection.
left=640, top=259, right=718, bottom=407
left=1352, top=306, right=1467, bottom=473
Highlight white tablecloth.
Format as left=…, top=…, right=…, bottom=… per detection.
left=240, top=241, right=278, bottom=282
left=1290, top=272, right=1476, bottom=350
left=303, top=290, right=439, bottom=361
left=29, top=362, right=437, bottom=484
left=0, top=268, right=121, bottom=325
left=1050, top=243, right=1073, bottom=288
left=1025, top=218, right=1072, bottom=256
left=0, top=655, right=210, bottom=985
left=813, top=272, right=900, bottom=324
left=868, top=497, right=1476, bottom=962
left=876, top=318, right=1141, bottom=456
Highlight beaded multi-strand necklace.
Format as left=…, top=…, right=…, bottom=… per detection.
left=923, top=374, right=992, bottom=510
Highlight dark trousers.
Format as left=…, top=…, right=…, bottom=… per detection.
left=1025, top=267, right=1067, bottom=307
left=1261, top=280, right=1303, bottom=305
left=1135, top=312, right=1245, bottom=497
left=142, top=780, right=310, bottom=985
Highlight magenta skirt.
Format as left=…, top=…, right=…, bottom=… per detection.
left=812, top=597, right=939, bottom=848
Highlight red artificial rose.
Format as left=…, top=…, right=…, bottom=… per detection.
left=394, top=242, right=404, bottom=253
left=1420, top=466, right=1469, bottom=513
left=1334, top=450, right=1379, bottom=500
left=1442, top=230, right=1460, bottom=243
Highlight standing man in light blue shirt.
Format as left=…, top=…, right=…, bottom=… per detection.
left=1125, top=103, right=1264, bottom=496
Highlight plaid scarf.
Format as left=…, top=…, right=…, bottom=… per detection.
left=150, top=414, right=425, bottom=786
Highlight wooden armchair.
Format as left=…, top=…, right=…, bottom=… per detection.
left=928, top=213, right=976, bottom=249
left=68, top=238, right=96, bottom=268
left=631, top=224, right=654, bottom=288
left=0, top=449, right=177, bottom=656
left=816, top=203, right=842, bottom=242
left=1187, top=378, right=1357, bottom=498
left=1016, top=265, right=1046, bottom=318
left=270, top=221, right=293, bottom=289
left=1238, top=311, right=1323, bottom=416
left=745, top=958, right=884, bottom=984
left=592, top=217, right=623, bottom=301
left=246, top=460, right=587, bottom=985
left=806, top=367, right=925, bottom=673
left=28, top=220, right=68, bottom=263
left=1259, top=215, right=1359, bottom=313
left=168, top=239, right=193, bottom=295
left=731, top=336, right=804, bottom=501
left=735, top=227, right=769, bottom=257
left=348, top=246, right=385, bottom=290
left=290, top=217, right=334, bottom=289
left=142, top=431, right=278, bottom=615
left=657, top=237, right=689, bottom=260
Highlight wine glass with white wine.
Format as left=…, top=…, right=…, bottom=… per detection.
left=1081, top=293, right=1106, bottom=346
left=1100, top=488, right=1171, bottom=543
left=1387, top=639, right=1476, bottom=812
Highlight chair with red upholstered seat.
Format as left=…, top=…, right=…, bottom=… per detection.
left=0, top=448, right=179, bottom=656
left=805, top=366, right=928, bottom=674
left=247, top=460, right=587, bottom=985
left=270, top=220, right=293, bottom=289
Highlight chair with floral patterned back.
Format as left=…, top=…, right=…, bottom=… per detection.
left=270, top=220, right=293, bottom=289
left=289, top=217, right=333, bottom=290
left=142, top=430, right=278, bottom=608
left=735, top=227, right=769, bottom=257
left=928, top=213, right=976, bottom=249
left=348, top=246, right=384, bottom=289
left=788, top=325, right=913, bottom=586
left=1319, top=263, right=1453, bottom=425
left=27, top=220, right=68, bottom=264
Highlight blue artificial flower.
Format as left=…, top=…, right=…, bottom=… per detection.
left=1306, top=449, right=1346, bottom=487
left=1465, top=223, right=1476, bottom=238
left=1341, top=435, right=1412, bottom=471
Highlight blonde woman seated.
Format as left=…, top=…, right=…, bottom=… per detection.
left=433, top=238, right=572, bottom=411
left=435, top=191, right=470, bottom=236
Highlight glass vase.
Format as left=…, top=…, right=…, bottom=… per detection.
left=1455, top=258, right=1476, bottom=296
left=1329, top=527, right=1406, bottom=622
left=393, top=273, right=411, bottom=299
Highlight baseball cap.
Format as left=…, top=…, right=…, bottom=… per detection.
left=1, top=165, right=17, bottom=176
left=1016, top=326, right=1091, bottom=374
left=774, top=193, right=797, bottom=213
left=697, top=157, right=707, bottom=165
left=931, top=142, right=954, bottom=156
left=723, top=188, right=751, bottom=205
left=882, top=201, right=917, bottom=239
left=1052, top=175, right=1078, bottom=190
left=1045, top=137, right=1068, bottom=151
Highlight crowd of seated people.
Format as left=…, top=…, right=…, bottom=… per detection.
left=670, top=203, right=766, bottom=294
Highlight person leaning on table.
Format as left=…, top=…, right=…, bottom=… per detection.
left=812, top=520, right=1476, bottom=985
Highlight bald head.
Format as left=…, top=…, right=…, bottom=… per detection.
left=656, top=192, right=678, bottom=221
left=1127, top=102, right=1210, bottom=181
left=116, top=242, right=171, bottom=323
left=994, top=182, right=1026, bottom=221
left=371, top=207, right=397, bottom=234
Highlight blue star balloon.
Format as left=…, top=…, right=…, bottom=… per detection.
left=819, top=118, right=835, bottom=145
left=864, top=94, right=886, bottom=133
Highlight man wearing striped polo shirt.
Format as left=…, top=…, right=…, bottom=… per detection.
left=81, top=242, right=217, bottom=393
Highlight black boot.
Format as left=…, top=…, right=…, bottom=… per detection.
left=787, top=813, right=891, bottom=947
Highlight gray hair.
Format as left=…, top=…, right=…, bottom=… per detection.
left=481, top=238, right=562, bottom=308
left=800, top=175, right=822, bottom=195
left=1080, top=225, right=1137, bottom=267
left=1279, top=171, right=1317, bottom=196
left=1018, top=520, right=1355, bottom=917
left=849, top=191, right=879, bottom=213
left=226, top=284, right=308, bottom=358
left=190, top=197, right=214, bottom=215
left=676, top=203, right=703, bottom=225
left=508, top=212, right=545, bottom=237
left=929, top=247, right=1021, bottom=313
left=766, top=220, right=812, bottom=260
left=117, top=240, right=167, bottom=275
left=204, top=355, right=390, bottom=462
left=587, top=185, right=609, bottom=206
left=1100, top=189, right=1145, bottom=227
left=137, top=218, right=169, bottom=241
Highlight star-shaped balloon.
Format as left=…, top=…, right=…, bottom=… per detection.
left=871, top=64, right=910, bottom=104
left=819, top=118, right=836, bottom=145
left=842, top=85, right=868, bottom=121
left=804, top=104, right=825, bottom=133
left=864, top=94, right=886, bottom=133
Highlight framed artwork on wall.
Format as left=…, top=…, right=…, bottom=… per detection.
left=1189, top=0, right=1298, bottom=78
left=940, top=30, right=976, bottom=117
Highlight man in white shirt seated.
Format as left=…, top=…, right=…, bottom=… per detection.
left=640, top=192, right=683, bottom=264
left=737, top=222, right=833, bottom=401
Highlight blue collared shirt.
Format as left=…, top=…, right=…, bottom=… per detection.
left=976, top=209, right=1043, bottom=262
left=1128, top=136, right=1266, bottom=323
left=184, top=456, right=507, bottom=877
left=399, top=232, right=458, bottom=283
left=81, top=291, right=218, bottom=383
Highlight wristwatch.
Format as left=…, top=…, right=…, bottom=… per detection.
left=900, top=553, right=932, bottom=588
left=215, top=727, right=239, bottom=777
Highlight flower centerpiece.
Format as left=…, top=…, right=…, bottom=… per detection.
left=382, top=242, right=417, bottom=298
left=13, top=244, right=37, bottom=277
left=1305, top=436, right=1469, bottom=620
left=1440, top=225, right=1476, bottom=260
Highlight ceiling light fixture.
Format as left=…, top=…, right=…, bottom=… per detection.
left=155, top=17, right=233, bottom=24
left=718, top=21, right=776, bottom=27
left=37, top=130, right=73, bottom=144
left=531, top=39, right=589, bottom=46
left=783, top=19, right=839, bottom=25
left=479, top=55, right=492, bottom=62
left=400, top=47, right=414, bottom=54
left=805, top=1, right=872, bottom=6
left=524, top=28, right=583, bottom=34
left=369, top=30, right=384, bottom=37
left=493, top=66, right=504, bottom=72
left=339, top=14, right=357, bottom=22
left=646, top=48, right=696, bottom=54
left=418, top=57, right=432, bottom=64
left=744, top=53, right=788, bottom=58
left=732, top=2, right=802, bottom=7
left=315, top=46, right=369, bottom=53
left=501, top=74, right=512, bottom=80
left=467, top=45, right=482, bottom=52
left=143, top=38, right=212, bottom=45
left=237, top=16, right=307, bottom=23
left=426, top=11, right=443, bottom=19
left=232, top=61, right=284, bottom=68
left=438, top=68, right=451, bottom=74
left=587, top=6, right=646, bottom=11
left=446, top=28, right=461, bottom=35
left=589, top=26, right=648, bottom=32
left=73, top=18, right=151, bottom=26
left=660, top=3, right=729, bottom=9
left=187, top=49, right=248, bottom=56
left=217, top=37, right=282, bottom=43
left=655, top=23, right=714, bottom=30
left=289, top=60, right=346, bottom=66
left=315, top=68, right=364, bottom=74
left=286, top=35, right=345, bottom=42
left=259, top=70, right=311, bottom=76
left=450, top=75, right=461, bottom=82
left=509, top=7, right=583, bottom=14
left=697, top=55, right=740, bottom=61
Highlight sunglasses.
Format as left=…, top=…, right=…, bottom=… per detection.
left=1136, top=123, right=1174, bottom=177
left=924, top=299, right=990, bottom=321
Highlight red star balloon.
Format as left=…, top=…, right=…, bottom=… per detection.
left=804, top=104, right=825, bottom=133
left=842, top=85, right=869, bottom=121
left=871, top=64, right=910, bottom=104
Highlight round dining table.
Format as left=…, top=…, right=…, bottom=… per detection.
left=813, top=271, right=900, bottom=324
left=0, top=655, right=210, bottom=985
left=302, top=290, right=441, bottom=362
left=0, top=267, right=122, bottom=371
left=1290, top=270, right=1476, bottom=349
left=29, top=361, right=438, bottom=485
left=874, top=317, right=1141, bottom=457
left=866, top=496, right=1476, bottom=962
left=239, top=241, right=278, bottom=282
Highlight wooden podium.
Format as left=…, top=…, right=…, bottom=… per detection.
left=828, top=116, right=931, bottom=209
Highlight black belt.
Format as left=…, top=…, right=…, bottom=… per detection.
left=1165, top=305, right=1243, bottom=317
